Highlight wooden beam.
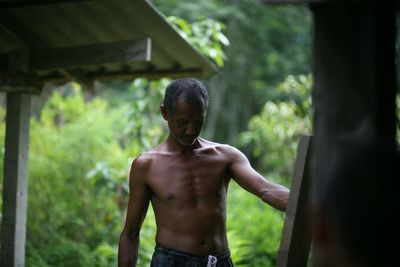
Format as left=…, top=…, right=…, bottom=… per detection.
left=57, top=68, right=95, bottom=91
left=0, top=71, right=42, bottom=93
left=277, top=134, right=313, bottom=267
left=90, top=68, right=204, bottom=81
left=38, top=67, right=205, bottom=82
left=30, top=38, right=152, bottom=70
left=0, top=51, right=42, bottom=93
left=0, top=51, right=31, bottom=267
left=0, top=93, right=31, bottom=267
left=128, top=0, right=219, bottom=78
left=3, top=61, right=201, bottom=85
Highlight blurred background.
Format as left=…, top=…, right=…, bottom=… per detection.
left=0, top=0, right=398, bottom=266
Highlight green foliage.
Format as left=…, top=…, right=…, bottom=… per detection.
left=217, top=75, right=313, bottom=267
left=226, top=229, right=251, bottom=267
left=123, top=79, right=169, bottom=152
left=26, top=234, right=94, bottom=267
left=24, top=83, right=130, bottom=266
left=239, top=75, right=312, bottom=186
left=155, top=0, right=312, bottom=142
left=93, top=242, right=118, bottom=267
left=227, top=183, right=285, bottom=267
left=167, top=16, right=229, bottom=67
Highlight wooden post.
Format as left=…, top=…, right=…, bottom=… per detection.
left=277, top=134, right=312, bottom=267
left=0, top=51, right=31, bottom=267
left=311, top=2, right=397, bottom=266
left=311, top=2, right=397, bottom=189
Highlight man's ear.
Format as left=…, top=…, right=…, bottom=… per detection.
left=160, top=104, right=168, bottom=120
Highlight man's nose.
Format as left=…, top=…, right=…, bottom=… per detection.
left=185, top=125, right=195, bottom=135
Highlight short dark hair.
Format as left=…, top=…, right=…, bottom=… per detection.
left=163, top=78, right=208, bottom=113
left=317, top=142, right=398, bottom=267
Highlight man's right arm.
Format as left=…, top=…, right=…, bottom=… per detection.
left=118, top=156, right=151, bottom=267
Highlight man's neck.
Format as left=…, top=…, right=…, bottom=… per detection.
left=166, top=135, right=201, bottom=153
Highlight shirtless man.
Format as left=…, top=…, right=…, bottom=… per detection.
left=118, top=78, right=289, bottom=267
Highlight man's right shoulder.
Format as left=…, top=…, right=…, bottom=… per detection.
left=128, top=152, right=158, bottom=184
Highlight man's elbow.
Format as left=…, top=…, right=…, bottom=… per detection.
left=119, top=229, right=139, bottom=246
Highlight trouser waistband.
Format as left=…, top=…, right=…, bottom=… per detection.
left=155, top=244, right=231, bottom=261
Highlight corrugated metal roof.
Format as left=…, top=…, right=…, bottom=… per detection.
left=0, top=0, right=218, bottom=85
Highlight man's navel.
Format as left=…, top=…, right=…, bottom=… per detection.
left=198, top=240, right=207, bottom=246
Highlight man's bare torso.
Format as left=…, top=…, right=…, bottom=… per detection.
left=140, top=138, right=231, bottom=256
left=118, top=80, right=289, bottom=267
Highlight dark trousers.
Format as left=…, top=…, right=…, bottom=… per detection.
left=150, top=244, right=234, bottom=267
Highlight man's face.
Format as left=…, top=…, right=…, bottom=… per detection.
left=162, top=97, right=206, bottom=146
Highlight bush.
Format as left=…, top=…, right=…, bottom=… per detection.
left=239, top=74, right=312, bottom=186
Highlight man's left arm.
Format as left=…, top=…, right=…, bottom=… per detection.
left=226, top=145, right=289, bottom=211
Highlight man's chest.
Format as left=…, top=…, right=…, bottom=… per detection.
left=146, top=153, right=230, bottom=202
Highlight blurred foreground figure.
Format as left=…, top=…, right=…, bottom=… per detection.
left=118, top=78, right=290, bottom=267
left=313, top=142, right=398, bottom=267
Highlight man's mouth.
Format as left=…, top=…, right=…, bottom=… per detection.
left=179, top=136, right=197, bottom=145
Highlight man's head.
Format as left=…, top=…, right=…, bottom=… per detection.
left=161, top=78, right=209, bottom=146
left=313, top=142, right=398, bottom=267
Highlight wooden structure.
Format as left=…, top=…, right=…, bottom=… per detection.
left=277, top=134, right=312, bottom=267
left=0, top=1, right=217, bottom=266
left=263, top=0, right=398, bottom=266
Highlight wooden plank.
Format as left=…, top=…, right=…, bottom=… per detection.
left=56, top=68, right=96, bottom=91
left=0, top=51, right=42, bottom=93
left=0, top=49, right=31, bottom=267
left=90, top=68, right=205, bottom=81
left=127, top=0, right=218, bottom=78
left=0, top=71, right=42, bottom=93
left=30, top=38, right=152, bottom=70
left=0, top=93, right=31, bottom=267
left=277, top=134, right=312, bottom=267
left=39, top=67, right=205, bottom=82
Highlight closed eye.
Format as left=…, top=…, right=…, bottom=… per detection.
left=195, top=119, right=204, bottom=126
left=177, top=120, right=188, bottom=126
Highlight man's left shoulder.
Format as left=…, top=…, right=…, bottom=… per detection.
left=200, top=138, right=241, bottom=156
